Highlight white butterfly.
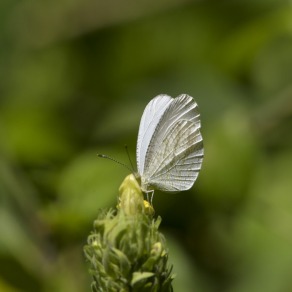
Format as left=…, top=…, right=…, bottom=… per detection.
left=136, top=94, right=204, bottom=196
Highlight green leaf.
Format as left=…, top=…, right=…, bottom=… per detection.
left=131, top=272, right=155, bottom=286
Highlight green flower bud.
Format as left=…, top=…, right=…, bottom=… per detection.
left=84, top=175, right=174, bottom=291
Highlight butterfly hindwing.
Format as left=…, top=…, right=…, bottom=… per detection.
left=143, top=119, right=203, bottom=191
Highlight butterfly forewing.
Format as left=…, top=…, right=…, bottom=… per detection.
left=136, top=94, right=172, bottom=174
left=152, top=94, right=201, bottom=143
left=143, top=95, right=201, bottom=171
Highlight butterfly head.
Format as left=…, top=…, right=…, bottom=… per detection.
left=139, top=175, right=153, bottom=193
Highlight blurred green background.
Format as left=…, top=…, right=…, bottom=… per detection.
left=1, top=0, right=292, bottom=291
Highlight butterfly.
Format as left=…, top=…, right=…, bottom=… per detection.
left=136, top=94, right=204, bottom=199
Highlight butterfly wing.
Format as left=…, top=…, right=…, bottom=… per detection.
left=136, top=94, right=173, bottom=174
left=142, top=94, right=203, bottom=192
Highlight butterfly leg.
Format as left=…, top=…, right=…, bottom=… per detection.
left=144, top=190, right=154, bottom=205
left=150, top=190, right=154, bottom=205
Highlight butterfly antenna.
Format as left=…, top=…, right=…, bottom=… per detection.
left=97, top=154, right=133, bottom=173
left=124, top=144, right=135, bottom=172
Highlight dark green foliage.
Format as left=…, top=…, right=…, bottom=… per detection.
left=1, top=1, right=292, bottom=291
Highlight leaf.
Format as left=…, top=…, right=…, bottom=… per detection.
left=131, top=272, right=155, bottom=286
